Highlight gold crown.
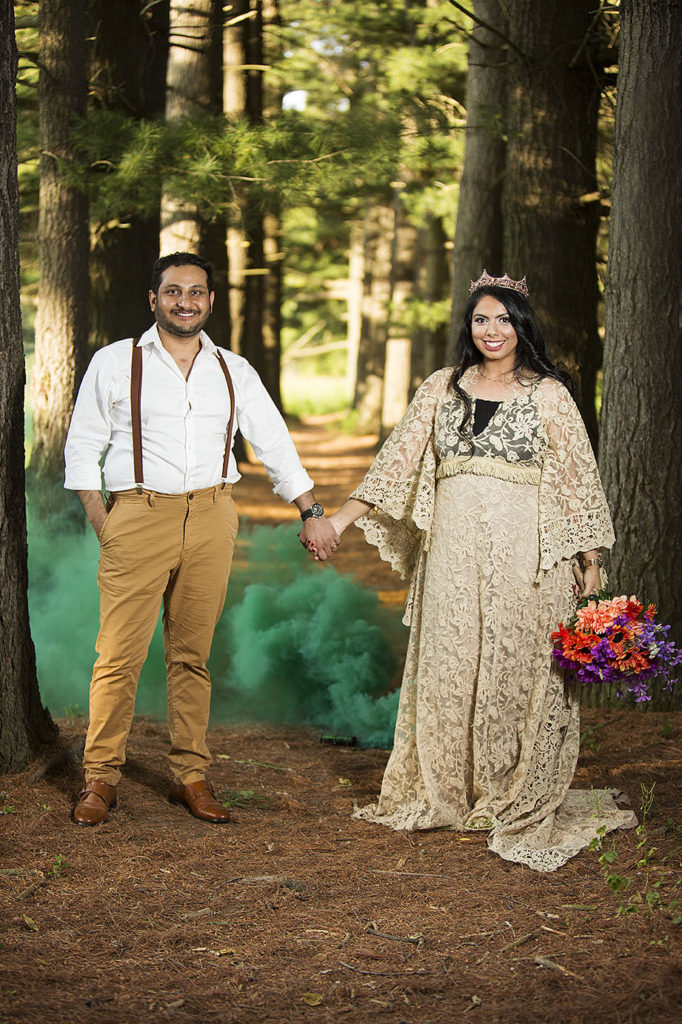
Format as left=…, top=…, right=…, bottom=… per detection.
left=469, top=269, right=529, bottom=298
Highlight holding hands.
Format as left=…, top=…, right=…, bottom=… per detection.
left=299, top=515, right=340, bottom=560
left=299, top=497, right=374, bottom=561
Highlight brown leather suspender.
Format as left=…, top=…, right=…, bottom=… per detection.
left=214, top=349, right=236, bottom=484
left=130, top=338, right=144, bottom=491
left=129, top=339, right=236, bottom=491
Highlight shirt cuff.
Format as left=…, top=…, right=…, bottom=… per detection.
left=273, top=471, right=315, bottom=504
left=64, top=468, right=104, bottom=491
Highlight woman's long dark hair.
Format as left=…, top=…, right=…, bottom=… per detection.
left=450, top=285, right=573, bottom=451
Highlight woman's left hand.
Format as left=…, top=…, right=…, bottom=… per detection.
left=580, top=564, right=601, bottom=598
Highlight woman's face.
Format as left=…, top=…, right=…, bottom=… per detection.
left=471, top=295, right=518, bottom=371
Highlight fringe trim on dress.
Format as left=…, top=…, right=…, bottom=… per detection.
left=437, top=455, right=541, bottom=486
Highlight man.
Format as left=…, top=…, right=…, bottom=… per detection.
left=64, top=252, right=338, bottom=826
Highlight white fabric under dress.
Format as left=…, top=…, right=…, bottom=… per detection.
left=352, top=367, right=636, bottom=872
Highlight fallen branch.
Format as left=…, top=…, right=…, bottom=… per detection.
left=18, top=879, right=47, bottom=900
left=365, top=923, right=424, bottom=947
left=534, top=955, right=582, bottom=980
left=500, top=928, right=541, bottom=953
left=181, top=908, right=212, bottom=921
left=369, top=869, right=456, bottom=880
left=339, top=961, right=431, bottom=977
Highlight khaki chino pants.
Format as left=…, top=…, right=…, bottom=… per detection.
left=83, top=485, right=238, bottom=786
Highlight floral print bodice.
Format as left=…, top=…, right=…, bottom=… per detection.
left=435, top=389, right=545, bottom=468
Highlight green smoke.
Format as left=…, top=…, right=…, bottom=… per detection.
left=27, top=513, right=401, bottom=747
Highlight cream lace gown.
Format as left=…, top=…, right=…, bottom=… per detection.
left=352, top=367, right=636, bottom=872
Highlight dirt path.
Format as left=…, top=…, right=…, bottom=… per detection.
left=1, top=420, right=682, bottom=1024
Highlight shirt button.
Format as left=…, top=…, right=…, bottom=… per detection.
left=188, top=493, right=194, bottom=500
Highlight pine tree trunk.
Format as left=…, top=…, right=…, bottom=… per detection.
left=598, top=0, right=682, bottom=711
left=0, top=0, right=57, bottom=772
left=224, top=0, right=281, bottom=402
left=504, top=0, right=602, bottom=447
left=88, top=0, right=169, bottom=346
left=260, top=0, right=283, bottom=406
left=29, top=0, right=89, bottom=495
left=160, top=0, right=218, bottom=251
left=345, top=220, right=365, bottom=397
left=354, top=204, right=393, bottom=432
left=413, top=214, right=449, bottom=385
left=449, top=0, right=507, bottom=336
left=160, top=0, right=229, bottom=350
left=381, top=187, right=418, bottom=437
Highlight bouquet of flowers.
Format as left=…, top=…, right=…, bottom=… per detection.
left=552, top=591, right=682, bottom=702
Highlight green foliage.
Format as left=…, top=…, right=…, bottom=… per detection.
left=590, top=783, right=682, bottom=924
left=0, top=793, right=16, bottom=815
left=68, top=108, right=404, bottom=228
left=281, top=373, right=352, bottom=418
left=49, top=854, right=69, bottom=878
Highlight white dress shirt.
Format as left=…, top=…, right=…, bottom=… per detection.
left=64, top=325, right=314, bottom=502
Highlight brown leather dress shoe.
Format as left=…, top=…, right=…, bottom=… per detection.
left=169, top=780, right=230, bottom=823
left=72, top=780, right=117, bottom=826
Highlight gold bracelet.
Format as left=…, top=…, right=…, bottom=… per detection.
left=581, top=555, right=603, bottom=569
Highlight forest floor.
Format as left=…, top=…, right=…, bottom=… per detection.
left=2, top=418, right=682, bottom=1024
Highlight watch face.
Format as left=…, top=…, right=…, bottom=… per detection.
left=301, top=502, right=324, bottom=520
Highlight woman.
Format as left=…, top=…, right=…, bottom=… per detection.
left=318, top=271, right=635, bottom=872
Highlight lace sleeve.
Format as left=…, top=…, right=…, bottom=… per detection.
left=350, top=368, right=451, bottom=580
left=536, top=380, right=615, bottom=571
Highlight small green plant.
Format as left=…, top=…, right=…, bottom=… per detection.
left=589, top=826, right=633, bottom=912
left=62, top=704, right=83, bottom=718
left=49, top=854, right=69, bottom=877
left=0, top=793, right=15, bottom=815
left=591, top=783, right=682, bottom=924
left=660, top=718, right=672, bottom=737
left=580, top=724, right=602, bottom=753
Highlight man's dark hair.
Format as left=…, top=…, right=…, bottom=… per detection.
left=150, top=252, right=214, bottom=294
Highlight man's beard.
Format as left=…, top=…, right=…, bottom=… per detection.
left=154, top=306, right=212, bottom=338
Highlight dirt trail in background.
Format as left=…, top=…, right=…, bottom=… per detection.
left=1, top=419, right=682, bottom=1024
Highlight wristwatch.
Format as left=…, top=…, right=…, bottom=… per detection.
left=300, top=502, right=324, bottom=522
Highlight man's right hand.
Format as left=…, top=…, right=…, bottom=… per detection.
left=76, top=490, right=109, bottom=539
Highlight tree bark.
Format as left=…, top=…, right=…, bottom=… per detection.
left=413, top=213, right=449, bottom=384
left=88, top=0, right=169, bottom=346
left=261, top=0, right=283, bottom=406
left=504, top=0, right=603, bottom=447
left=29, top=0, right=89, bottom=492
left=449, top=0, right=507, bottom=338
left=0, top=0, right=57, bottom=772
left=224, top=0, right=282, bottom=403
left=160, top=0, right=230, bottom=350
left=354, top=204, right=393, bottom=432
left=345, top=220, right=365, bottom=398
left=598, top=0, right=682, bottom=710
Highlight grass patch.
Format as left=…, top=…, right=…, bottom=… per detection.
left=281, top=371, right=351, bottom=418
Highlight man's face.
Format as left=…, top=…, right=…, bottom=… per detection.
left=149, top=264, right=214, bottom=340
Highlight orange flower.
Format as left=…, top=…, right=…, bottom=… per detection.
left=619, top=649, right=651, bottom=675
left=561, top=630, right=601, bottom=664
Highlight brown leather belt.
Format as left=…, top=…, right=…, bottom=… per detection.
left=130, top=337, right=236, bottom=493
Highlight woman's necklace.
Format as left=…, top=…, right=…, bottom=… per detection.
left=477, top=365, right=517, bottom=386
